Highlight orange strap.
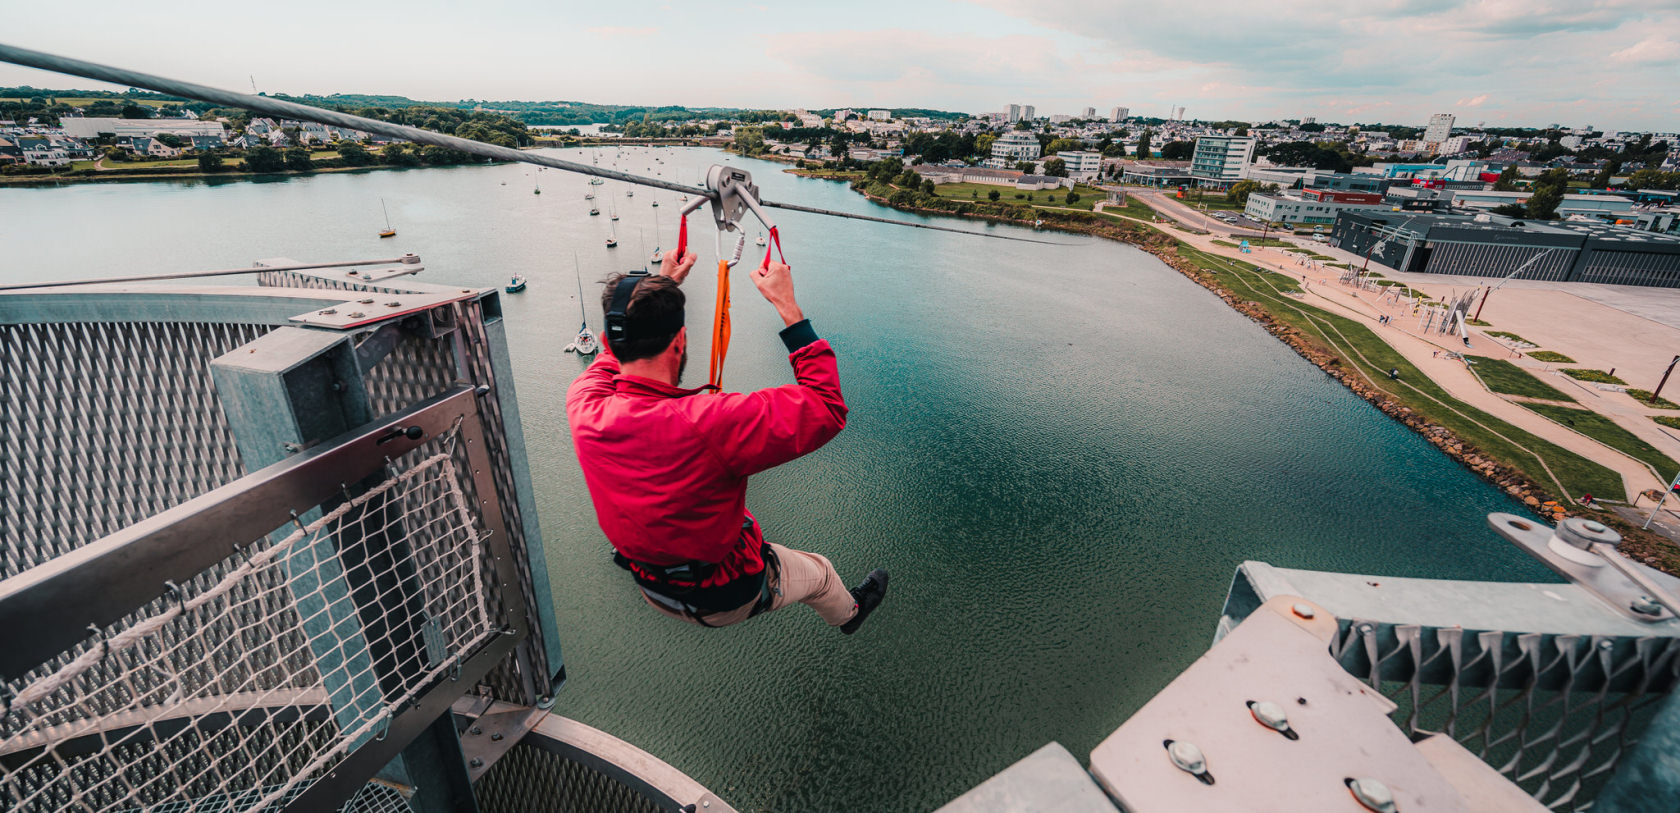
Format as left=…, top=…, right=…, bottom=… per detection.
left=707, top=255, right=731, bottom=391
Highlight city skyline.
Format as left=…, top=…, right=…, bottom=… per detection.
left=3, top=0, right=1679, bottom=131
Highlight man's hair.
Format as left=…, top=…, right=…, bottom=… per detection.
left=600, top=273, right=684, bottom=362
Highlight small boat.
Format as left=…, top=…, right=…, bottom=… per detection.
left=589, top=206, right=600, bottom=216
left=626, top=188, right=633, bottom=197
left=585, top=192, right=595, bottom=200
left=606, top=237, right=618, bottom=248
left=650, top=248, right=662, bottom=264
left=651, top=200, right=659, bottom=208
left=754, top=233, right=766, bottom=247
left=506, top=274, right=527, bottom=293
left=377, top=198, right=396, bottom=238
left=590, top=178, right=604, bottom=186
left=567, top=254, right=600, bottom=356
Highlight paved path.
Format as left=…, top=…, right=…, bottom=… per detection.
left=1126, top=191, right=1668, bottom=503
left=1128, top=187, right=1268, bottom=238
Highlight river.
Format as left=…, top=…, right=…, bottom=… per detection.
left=1, top=148, right=1552, bottom=812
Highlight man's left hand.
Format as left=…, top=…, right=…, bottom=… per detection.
left=660, top=248, right=698, bottom=284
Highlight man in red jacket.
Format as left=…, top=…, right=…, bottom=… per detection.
left=567, top=248, right=889, bottom=633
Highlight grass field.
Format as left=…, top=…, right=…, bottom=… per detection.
left=1627, top=389, right=1680, bottom=410
left=1522, top=403, right=1680, bottom=478
left=1, top=97, right=174, bottom=108
left=1176, top=242, right=1623, bottom=500
left=1466, top=357, right=1575, bottom=401
left=1528, top=350, right=1576, bottom=364
left=1564, top=369, right=1627, bottom=385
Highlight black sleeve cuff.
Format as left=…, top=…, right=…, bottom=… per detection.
left=779, top=319, right=819, bottom=353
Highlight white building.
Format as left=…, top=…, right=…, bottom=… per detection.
left=1423, top=113, right=1455, bottom=146
left=1006, top=104, right=1022, bottom=123
left=989, top=131, right=1042, bottom=166
left=868, top=110, right=891, bottom=122
left=1559, top=135, right=1583, bottom=150
left=1049, top=114, right=1073, bottom=124
left=1189, top=135, right=1257, bottom=185
left=1021, top=105, right=1036, bottom=121
left=1439, top=135, right=1474, bottom=155
left=1110, top=106, right=1128, bottom=122
left=793, top=109, right=823, bottom=128
left=59, top=117, right=226, bottom=142
left=1082, top=107, right=1096, bottom=119
left=1054, top=150, right=1103, bottom=182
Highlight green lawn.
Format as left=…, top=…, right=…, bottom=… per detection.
left=1466, top=357, right=1574, bottom=401
left=1564, top=369, right=1627, bottom=385
left=1528, top=350, right=1575, bottom=364
left=1486, top=330, right=1535, bottom=345
left=1657, top=416, right=1680, bottom=430
left=1176, top=193, right=1249, bottom=212
left=1212, top=239, right=1238, bottom=248
left=1176, top=243, right=1622, bottom=500
left=1, top=96, right=173, bottom=107
left=1627, top=389, right=1680, bottom=410
left=1523, top=403, right=1680, bottom=478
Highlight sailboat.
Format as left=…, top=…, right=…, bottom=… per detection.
left=626, top=188, right=633, bottom=197
left=506, top=274, right=527, bottom=293
left=565, top=252, right=600, bottom=355
left=609, top=201, right=618, bottom=222
left=378, top=199, right=396, bottom=238
left=606, top=211, right=618, bottom=248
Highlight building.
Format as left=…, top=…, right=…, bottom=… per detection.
left=59, top=117, right=226, bottom=142
left=1330, top=211, right=1680, bottom=288
left=1082, top=107, right=1096, bottom=119
left=1006, top=104, right=1022, bottom=123
left=1053, top=150, right=1103, bottom=182
left=989, top=131, right=1042, bottom=165
left=1439, top=135, right=1474, bottom=155
left=1189, top=135, right=1257, bottom=185
left=1049, top=114, right=1073, bottom=124
left=1121, top=163, right=1197, bottom=187
left=1109, top=106, right=1128, bottom=122
left=16, top=137, right=70, bottom=166
left=1021, top=105, right=1035, bottom=121
left=868, top=110, right=891, bottom=122
left=1423, top=113, right=1455, bottom=147
left=1244, top=189, right=1391, bottom=225
left=1450, top=190, right=1635, bottom=221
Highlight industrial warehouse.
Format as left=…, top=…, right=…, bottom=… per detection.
left=1330, top=211, right=1680, bottom=288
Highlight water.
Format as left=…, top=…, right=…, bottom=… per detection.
left=2, top=150, right=1553, bottom=811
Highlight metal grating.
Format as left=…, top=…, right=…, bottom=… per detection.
left=1334, top=622, right=1680, bottom=811
left=0, top=321, right=269, bottom=578
left=340, top=781, right=417, bottom=813
left=474, top=741, right=667, bottom=813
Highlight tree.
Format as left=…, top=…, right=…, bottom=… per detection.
left=1492, top=165, right=1521, bottom=191
left=1160, top=141, right=1195, bottom=160
left=732, top=126, right=765, bottom=156
left=1045, top=137, right=1082, bottom=155
left=338, top=141, right=374, bottom=166
left=196, top=152, right=223, bottom=172
left=1135, top=129, right=1152, bottom=159
left=381, top=143, right=420, bottom=166
left=1043, top=158, right=1067, bottom=177
left=1014, top=160, right=1036, bottom=173
left=975, top=133, right=996, bottom=156
left=987, top=189, right=1001, bottom=201
left=283, top=148, right=313, bottom=171
left=922, top=178, right=936, bottom=195
left=1590, top=159, right=1621, bottom=189
left=244, top=145, right=285, bottom=172
left=154, top=133, right=183, bottom=148
left=120, top=104, right=151, bottom=119
left=1490, top=203, right=1528, bottom=217
left=1226, top=179, right=1260, bottom=205
left=1526, top=168, right=1569, bottom=219
left=1065, top=190, right=1080, bottom=204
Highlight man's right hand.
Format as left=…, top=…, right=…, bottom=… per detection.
left=752, top=260, right=805, bottom=326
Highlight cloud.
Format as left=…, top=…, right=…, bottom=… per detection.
left=1457, top=94, right=1489, bottom=107
left=1611, top=36, right=1680, bottom=65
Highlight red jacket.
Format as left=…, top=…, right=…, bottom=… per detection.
left=567, top=324, right=847, bottom=587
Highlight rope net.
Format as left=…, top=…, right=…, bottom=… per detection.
left=1, top=453, right=497, bottom=812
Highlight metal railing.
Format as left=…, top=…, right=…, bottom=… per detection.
left=0, top=386, right=524, bottom=810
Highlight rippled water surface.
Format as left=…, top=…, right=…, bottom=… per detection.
left=3, top=149, right=1552, bottom=811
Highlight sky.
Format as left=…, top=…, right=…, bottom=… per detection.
left=3, top=0, right=1679, bottom=130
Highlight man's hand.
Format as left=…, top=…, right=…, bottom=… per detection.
left=752, top=260, right=805, bottom=327
left=659, top=248, right=698, bottom=284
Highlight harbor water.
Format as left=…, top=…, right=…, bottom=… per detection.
left=2, top=149, right=1553, bottom=812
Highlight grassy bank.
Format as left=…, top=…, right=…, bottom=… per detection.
left=1520, top=403, right=1680, bottom=479
left=1467, top=357, right=1575, bottom=402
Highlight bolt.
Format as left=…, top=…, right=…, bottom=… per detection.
left=348, top=312, right=365, bottom=319
left=386, top=301, right=402, bottom=308
left=1345, top=777, right=1396, bottom=812
left=1584, top=521, right=1608, bottom=533
left=1291, top=602, right=1316, bottom=619
left=1599, top=640, right=1614, bottom=650
left=491, top=732, right=504, bottom=741
left=470, top=727, right=483, bottom=736
left=1631, top=596, right=1664, bottom=616
left=1164, top=739, right=1214, bottom=785
left=359, top=298, right=375, bottom=305
left=320, top=308, right=337, bottom=315
left=1358, top=624, right=1375, bottom=636
left=469, top=757, right=483, bottom=768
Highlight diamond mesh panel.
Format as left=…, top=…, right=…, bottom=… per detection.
left=1333, top=622, right=1680, bottom=811
left=0, top=321, right=270, bottom=578
left=474, top=742, right=667, bottom=813
left=340, top=781, right=417, bottom=813
left=0, top=454, right=495, bottom=812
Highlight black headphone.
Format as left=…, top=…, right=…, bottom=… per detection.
left=604, top=269, right=653, bottom=342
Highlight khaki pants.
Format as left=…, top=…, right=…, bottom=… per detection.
left=641, top=543, right=857, bottom=627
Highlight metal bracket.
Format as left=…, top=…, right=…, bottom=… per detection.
left=289, top=290, right=477, bottom=331
left=1489, top=512, right=1680, bottom=623
left=452, top=699, right=548, bottom=782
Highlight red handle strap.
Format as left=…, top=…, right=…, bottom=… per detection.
left=676, top=212, right=688, bottom=261
left=762, top=225, right=784, bottom=268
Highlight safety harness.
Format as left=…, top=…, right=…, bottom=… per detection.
left=613, top=519, right=781, bottom=626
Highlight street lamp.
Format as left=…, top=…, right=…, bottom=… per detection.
left=1473, top=248, right=1560, bottom=321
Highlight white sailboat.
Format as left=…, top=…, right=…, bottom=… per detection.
left=566, top=252, right=600, bottom=356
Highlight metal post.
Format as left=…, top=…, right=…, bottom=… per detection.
left=1644, top=469, right=1680, bottom=530
left=1651, top=355, right=1680, bottom=405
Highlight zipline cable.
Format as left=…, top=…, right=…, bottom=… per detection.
left=0, top=42, right=1070, bottom=246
